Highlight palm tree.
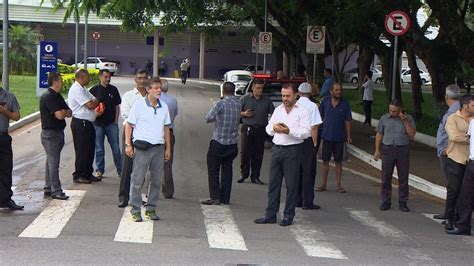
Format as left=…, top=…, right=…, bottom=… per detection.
left=9, top=25, right=38, bottom=75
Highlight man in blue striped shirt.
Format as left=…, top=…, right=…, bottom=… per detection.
left=201, top=82, right=241, bottom=205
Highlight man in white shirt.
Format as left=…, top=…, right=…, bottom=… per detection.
left=296, top=83, right=323, bottom=210
left=255, top=83, right=311, bottom=227
left=118, top=69, right=148, bottom=208
left=68, top=69, right=100, bottom=184
left=362, top=70, right=375, bottom=126
left=125, top=78, right=171, bottom=222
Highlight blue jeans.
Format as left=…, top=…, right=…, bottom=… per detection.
left=94, top=123, right=122, bottom=175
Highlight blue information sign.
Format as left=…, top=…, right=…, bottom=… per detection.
left=38, top=41, right=58, bottom=89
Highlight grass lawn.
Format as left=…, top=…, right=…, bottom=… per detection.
left=343, top=89, right=439, bottom=137
left=8, top=75, right=39, bottom=118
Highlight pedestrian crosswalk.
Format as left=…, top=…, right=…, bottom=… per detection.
left=8, top=192, right=472, bottom=262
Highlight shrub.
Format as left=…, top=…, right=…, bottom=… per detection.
left=58, top=63, right=76, bottom=74
left=61, top=68, right=100, bottom=94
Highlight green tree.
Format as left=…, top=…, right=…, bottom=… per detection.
left=9, top=25, right=38, bottom=75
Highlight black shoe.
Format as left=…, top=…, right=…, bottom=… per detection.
left=433, top=213, right=447, bottom=220
left=200, top=199, right=220, bottom=205
left=44, top=191, right=52, bottom=197
left=118, top=202, right=128, bottom=208
left=251, top=178, right=264, bottom=185
left=379, top=202, right=391, bottom=211
left=444, top=223, right=454, bottom=230
left=254, top=216, right=276, bottom=224
left=279, top=217, right=293, bottom=226
left=0, top=200, right=24, bottom=210
left=237, top=176, right=247, bottom=183
left=399, top=202, right=410, bottom=212
left=164, top=195, right=173, bottom=199
left=446, top=227, right=472, bottom=236
left=295, top=203, right=302, bottom=208
left=88, top=175, right=102, bottom=182
left=302, top=204, right=321, bottom=210
left=52, top=193, right=69, bottom=200
left=73, top=177, right=92, bottom=184
left=441, top=220, right=447, bottom=225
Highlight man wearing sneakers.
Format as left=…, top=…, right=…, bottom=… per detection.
left=125, top=78, right=171, bottom=222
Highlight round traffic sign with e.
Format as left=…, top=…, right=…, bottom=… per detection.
left=92, top=32, right=101, bottom=40
left=260, top=32, right=272, bottom=44
left=252, top=35, right=259, bottom=45
left=385, top=11, right=410, bottom=36
left=308, top=27, right=324, bottom=43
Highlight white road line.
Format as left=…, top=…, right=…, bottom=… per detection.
left=421, top=213, right=444, bottom=225
left=201, top=204, right=247, bottom=251
left=348, top=210, right=407, bottom=239
left=290, top=218, right=347, bottom=260
left=19, top=190, right=86, bottom=238
left=114, top=206, right=154, bottom=244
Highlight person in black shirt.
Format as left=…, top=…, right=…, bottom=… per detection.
left=39, top=72, right=72, bottom=200
left=89, top=69, right=122, bottom=178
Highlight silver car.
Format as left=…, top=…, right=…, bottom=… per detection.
left=344, top=68, right=383, bottom=83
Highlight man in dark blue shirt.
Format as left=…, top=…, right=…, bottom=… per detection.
left=316, top=83, right=352, bottom=193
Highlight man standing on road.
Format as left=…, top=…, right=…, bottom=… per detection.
left=362, top=70, right=375, bottom=126
left=201, top=82, right=241, bottom=205
left=90, top=69, right=122, bottom=178
left=159, top=79, right=178, bottom=199
left=316, top=83, right=352, bottom=193
left=180, top=59, right=190, bottom=85
left=374, top=99, right=416, bottom=212
left=0, top=74, right=23, bottom=210
left=319, top=68, right=334, bottom=99
left=296, top=82, right=322, bottom=210
left=237, top=79, right=274, bottom=185
left=118, top=69, right=148, bottom=207
left=434, top=84, right=460, bottom=220
left=443, top=95, right=472, bottom=229
left=446, top=97, right=474, bottom=236
left=39, top=72, right=72, bottom=200
left=254, top=83, right=311, bottom=227
left=68, top=69, right=101, bottom=184
left=125, top=78, right=171, bottom=222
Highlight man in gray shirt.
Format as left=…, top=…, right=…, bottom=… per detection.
left=374, top=99, right=416, bottom=212
left=0, top=76, right=23, bottom=210
left=434, top=84, right=460, bottom=220
left=237, top=79, right=274, bottom=184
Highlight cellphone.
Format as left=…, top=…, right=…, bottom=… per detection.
left=0, top=101, right=6, bottom=107
left=402, top=110, right=406, bottom=115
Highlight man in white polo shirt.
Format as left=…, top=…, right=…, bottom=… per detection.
left=254, top=83, right=311, bottom=227
left=125, top=78, right=171, bottom=222
left=68, top=69, right=100, bottom=184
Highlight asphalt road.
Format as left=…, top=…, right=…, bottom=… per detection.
left=0, top=77, right=472, bottom=265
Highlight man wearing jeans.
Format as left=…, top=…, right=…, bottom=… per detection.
left=39, top=72, right=72, bottom=200
left=125, top=78, right=171, bottom=222
left=90, top=69, right=122, bottom=177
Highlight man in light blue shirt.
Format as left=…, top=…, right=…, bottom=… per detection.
left=319, top=68, right=334, bottom=98
left=159, top=79, right=178, bottom=198
left=433, top=84, right=460, bottom=220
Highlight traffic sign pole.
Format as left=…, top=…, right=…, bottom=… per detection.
left=391, top=36, right=398, bottom=101
left=313, top=54, right=317, bottom=82
left=95, top=39, right=97, bottom=58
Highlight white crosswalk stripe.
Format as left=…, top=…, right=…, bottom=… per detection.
left=114, top=207, right=154, bottom=244
left=19, top=190, right=86, bottom=238
left=201, top=204, right=248, bottom=251
left=422, top=213, right=473, bottom=246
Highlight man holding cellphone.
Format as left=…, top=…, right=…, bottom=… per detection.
left=0, top=74, right=23, bottom=210
left=238, top=79, right=274, bottom=185
left=374, top=99, right=416, bottom=212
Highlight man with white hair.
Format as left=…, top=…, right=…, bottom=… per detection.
left=296, top=82, right=322, bottom=210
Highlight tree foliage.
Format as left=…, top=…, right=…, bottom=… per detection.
left=8, top=25, right=38, bottom=75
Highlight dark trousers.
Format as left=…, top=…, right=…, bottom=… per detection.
left=0, top=134, right=13, bottom=204
left=162, top=130, right=175, bottom=198
left=266, top=144, right=300, bottom=220
left=207, top=140, right=238, bottom=204
left=445, top=158, right=466, bottom=222
left=456, top=161, right=474, bottom=231
left=363, top=100, right=372, bottom=125
left=118, top=129, right=133, bottom=204
left=381, top=145, right=410, bottom=203
left=297, top=138, right=317, bottom=207
left=71, top=118, right=95, bottom=180
left=240, top=125, right=267, bottom=180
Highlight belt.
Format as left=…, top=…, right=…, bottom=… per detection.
left=273, top=143, right=300, bottom=148
left=0, top=131, right=8, bottom=136
left=383, top=144, right=408, bottom=148
left=243, top=124, right=265, bottom=128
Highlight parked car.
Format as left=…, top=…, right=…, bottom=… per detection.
left=77, top=57, right=119, bottom=75
left=343, top=68, right=383, bottom=83
left=220, top=70, right=253, bottom=98
left=242, top=64, right=263, bottom=73
left=401, top=68, right=431, bottom=84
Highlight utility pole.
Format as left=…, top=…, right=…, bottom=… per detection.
left=263, top=0, right=267, bottom=74
left=83, top=12, right=88, bottom=70
left=3, top=0, right=9, bottom=90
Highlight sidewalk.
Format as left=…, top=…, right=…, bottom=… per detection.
left=348, top=116, right=447, bottom=199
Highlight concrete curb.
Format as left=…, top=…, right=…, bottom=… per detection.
left=9, top=111, right=40, bottom=132
left=346, top=143, right=446, bottom=200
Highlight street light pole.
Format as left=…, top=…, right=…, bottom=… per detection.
left=84, top=12, right=88, bottom=70
left=75, top=14, right=79, bottom=68
left=263, top=0, right=267, bottom=74
left=3, top=0, right=9, bottom=90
